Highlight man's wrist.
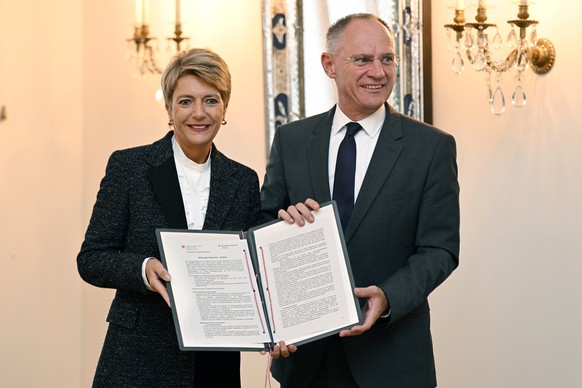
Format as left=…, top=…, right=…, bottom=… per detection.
left=381, top=290, right=391, bottom=319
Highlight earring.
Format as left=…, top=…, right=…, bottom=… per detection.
left=221, top=119, right=227, bottom=125
left=168, top=119, right=174, bottom=127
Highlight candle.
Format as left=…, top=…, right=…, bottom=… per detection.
left=456, top=0, right=465, bottom=10
left=176, top=0, right=181, bottom=25
left=135, top=0, right=143, bottom=26
left=478, top=0, right=486, bottom=8
left=143, top=0, right=150, bottom=26
left=520, top=0, right=528, bottom=5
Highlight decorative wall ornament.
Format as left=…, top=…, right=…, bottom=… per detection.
left=445, top=0, right=556, bottom=115
left=127, top=0, right=190, bottom=77
left=262, top=0, right=301, bottom=150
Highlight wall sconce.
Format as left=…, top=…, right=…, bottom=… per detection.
left=444, top=0, right=556, bottom=115
left=127, top=0, right=190, bottom=77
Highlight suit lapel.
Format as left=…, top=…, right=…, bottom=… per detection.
left=147, top=132, right=188, bottom=229
left=307, top=108, right=336, bottom=202
left=345, top=105, right=403, bottom=242
left=203, top=146, right=239, bottom=231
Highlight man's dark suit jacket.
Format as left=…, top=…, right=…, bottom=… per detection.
left=77, top=131, right=260, bottom=387
left=261, top=104, right=460, bottom=388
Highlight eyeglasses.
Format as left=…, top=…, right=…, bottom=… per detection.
left=344, top=55, right=400, bottom=68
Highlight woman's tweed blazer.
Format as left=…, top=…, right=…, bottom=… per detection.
left=77, top=131, right=260, bottom=387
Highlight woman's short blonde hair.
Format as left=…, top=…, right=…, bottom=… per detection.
left=161, top=48, right=232, bottom=107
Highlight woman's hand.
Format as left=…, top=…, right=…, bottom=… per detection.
left=145, top=258, right=172, bottom=307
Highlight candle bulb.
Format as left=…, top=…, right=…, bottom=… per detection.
left=176, top=0, right=181, bottom=25
left=143, top=0, right=150, bottom=26
left=520, top=0, right=528, bottom=5
left=135, top=0, right=143, bottom=27
left=456, top=0, right=465, bottom=10
left=478, top=0, right=486, bottom=8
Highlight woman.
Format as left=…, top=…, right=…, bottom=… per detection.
left=77, top=48, right=260, bottom=387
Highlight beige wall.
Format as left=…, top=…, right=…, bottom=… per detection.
left=0, top=0, right=84, bottom=386
left=1, top=0, right=581, bottom=387
left=431, top=1, right=582, bottom=387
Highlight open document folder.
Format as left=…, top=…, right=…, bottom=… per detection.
left=156, top=201, right=362, bottom=351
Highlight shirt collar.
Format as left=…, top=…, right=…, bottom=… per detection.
left=172, top=135, right=211, bottom=171
left=332, top=104, right=386, bottom=138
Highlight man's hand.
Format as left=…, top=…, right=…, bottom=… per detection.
left=145, top=258, right=172, bottom=307
left=339, top=286, right=389, bottom=337
left=278, top=198, right=320, bottom=226
left=261, top=341, right=297, bottom=359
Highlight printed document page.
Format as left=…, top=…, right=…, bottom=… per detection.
left=158, top=232, right=270, bottom=350
left=252, top=204, right=361, bottom=345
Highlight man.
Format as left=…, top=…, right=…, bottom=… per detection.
left=261, top=13, right=460, bottom=388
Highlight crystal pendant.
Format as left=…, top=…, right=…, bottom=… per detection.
left=477, top=32, right=487, bottom=49
left=486, top=72, right=493, bottom=101
left=469, top=43, right=479, bottom=60
left=507, top=29, right=517, bottom=48
left=473, top=50, right=486, bottom=71
left=446, top=28, right=452, bottom=50
left=515, top=48, right=529, bottom=72
left=464, top=30, right=474, bottom=49
left=490, top=86, right=506, bottom=115
left=492, top=30, right=503, bottom=49
left=530, top=27, right=537, bottom=46
left=512, top=85, right=527, bottom=108
left=452, top=51, right=465, bottom=74
left=488, top=85, right=493, bottom=105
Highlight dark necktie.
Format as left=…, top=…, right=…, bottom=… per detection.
left=333, top=122, right=363, bottom=231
